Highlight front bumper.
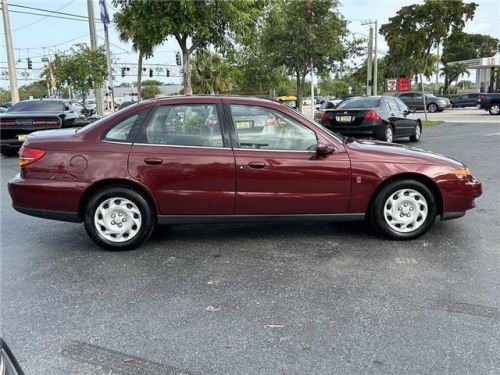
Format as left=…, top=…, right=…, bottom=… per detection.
left=438, top=177, right=482, bottom=218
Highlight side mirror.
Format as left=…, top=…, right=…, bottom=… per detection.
left=316, top=141, right=336, bottom=157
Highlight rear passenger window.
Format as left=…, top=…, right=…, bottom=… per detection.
left=102, top=108, right=151, bottom=142
left=387, top=98, right=399, bottom=111
left=138, top=104, right=223, bottom=147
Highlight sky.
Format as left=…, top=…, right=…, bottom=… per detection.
left=1, top=0, right=500, bottom=89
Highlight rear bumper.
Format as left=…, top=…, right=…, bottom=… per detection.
left=8, top=174, right=86, bottom=221
left=327, top=124, right=386, bottom=138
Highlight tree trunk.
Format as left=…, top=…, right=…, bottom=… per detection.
left=137, top=51, right=143, bottom=101
left=182, top=47, right=192, bottom=95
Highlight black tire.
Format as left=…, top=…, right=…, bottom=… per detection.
left=380, top=125, right=393, bottom=142
left=84, top=186, right=155, bottom=250
left=369, top=179, right=437, bottom=240
left=409, top=123, right=422, bottom=142
left=1, top=147, right=18, bottom=157
left=427, top=103, right=438, bottom=113
left=489, top=103, right=500, bottom=115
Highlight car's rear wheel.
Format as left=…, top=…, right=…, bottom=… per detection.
left=84, top=186, right=155, bottom=250
left=380, top=125, right=393, bottom=142
left=370, top=180, right=437, bottom=240
left=427, top=103, right=438, bottom=113
left=1, top=147, right=18, bottom=157
left=409, top=124, right=422, bottom=142
left=489, top=103, right=500, bottom=115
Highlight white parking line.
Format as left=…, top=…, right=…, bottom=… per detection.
left=483, top=132, right=500, bottom=136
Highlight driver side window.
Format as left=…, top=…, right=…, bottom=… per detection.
left=230, top=105, right=317, bottom=151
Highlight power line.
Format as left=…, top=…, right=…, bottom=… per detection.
left=9, top=2, right=86, bottom=20
left=11, top=0, right=78, bottom=32
left=7, top=9, right=89, bottom=22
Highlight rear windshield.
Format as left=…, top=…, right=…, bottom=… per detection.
left=8, top=101, right=66, bottom=112
left=336, top=97, right=382, bottom=109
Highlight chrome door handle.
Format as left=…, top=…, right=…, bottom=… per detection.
left=144, top=158, right=163, bottom=165
left=247, top=162, right=266, bottom=169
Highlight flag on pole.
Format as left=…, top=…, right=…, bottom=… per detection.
left=99, top=0, right=110, bottom=29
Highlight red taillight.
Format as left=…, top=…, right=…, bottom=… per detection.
left=0, top=119, right=16, bottom=125
left=32, top=119, right=60, bottom=126
left=364, top=110, right=380, bottom=121
left=321, top=111, right=330, bottom=122
left=18, top=146, right=45, bottom=167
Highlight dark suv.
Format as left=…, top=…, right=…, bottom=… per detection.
left=396, top=92, right=449, bottom=113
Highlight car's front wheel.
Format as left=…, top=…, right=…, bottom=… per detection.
left=489, top=103, right=500, bottom=115
left=427, top=103, right=438, bottom=113
left=84, top=186, right=155, bottom=250
left=370, top=180, right=437, bottom=240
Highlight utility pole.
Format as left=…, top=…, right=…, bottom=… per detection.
left=366, top=26, right=373, bottom=96
left=104, top=27, right=114, bottom=112
left=2, top=0, right=19, bottom=103
left=373, top=21, right=378, bottom=95
left=87, top=0, right=104, bottom=116
left=434, top=42, right=440, bottom=94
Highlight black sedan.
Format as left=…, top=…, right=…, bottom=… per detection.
left=320, top=96, right=421, bottom=143
left=0, top=99, right=85, bottom=156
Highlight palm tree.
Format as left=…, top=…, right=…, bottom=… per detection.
left=191, top=50, right=232, bottom=95
left=113, top=4, right=164, bottom=101
left=440, top=63, right=470, bottom=94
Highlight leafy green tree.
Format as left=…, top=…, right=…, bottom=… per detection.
left=191, top=50, right=232, bottom=94
left=116, top=82, right=130, bottom=88
left=141, top=85, right=160, bottom=99
left=0, top=88, right=11, bottom=104
left=43, top=44, right=107, bottom=105
left=113, top=0, right=166, bottom=101
left=19, top=80, right=50, bottom=100
left=261, top=0, right=354, bottom=111
left=380, top=0, right=477, bottom=77
left=121, top=1, right=262, bottom=96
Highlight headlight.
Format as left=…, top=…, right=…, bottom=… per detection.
left=450, top=167, right=472, bottom=177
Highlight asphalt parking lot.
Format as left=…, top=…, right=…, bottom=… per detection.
left=1, top=122, right=499, bottom=375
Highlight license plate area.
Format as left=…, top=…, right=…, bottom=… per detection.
left=336, top=115, right=353, bottom=122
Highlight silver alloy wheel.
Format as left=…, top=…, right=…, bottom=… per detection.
left=94, top=197, right=142, bottom=242
left=386, top=127, right=393, bottom=142
left=414, top=125, right=421, bottom=140
left=383, top=188, right=428, bottom=233
left=490, top=104, right=500, bottom=115
left=428, top=103, right=437, bottom=113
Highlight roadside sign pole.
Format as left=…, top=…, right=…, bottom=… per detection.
left=311, top=60, right=315, bottom=119
left=373, top=21, right=378, bottom=96
left=366, top=26, right=373, bottom=96
left=421, top=73, right=428, bottom=121
left=104, top=25, right=115, bottom=112
left=2, top=0, right=19, bottom=103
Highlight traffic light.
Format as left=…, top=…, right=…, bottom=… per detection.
left=149, top=69, right=153, bottom=77
left=121, top=67, right=126, bottom=77
left=167, top=69, right=170, bottom=77
left=175, top=52, right=181, bottom=66
left=27, top=58, right=32, bottom=69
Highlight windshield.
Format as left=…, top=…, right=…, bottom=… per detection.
left=336, top=97, right=382, bottom=109
left=8, top=100, right=66, bottom=112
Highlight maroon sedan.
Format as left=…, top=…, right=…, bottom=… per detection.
left=8, top=96, right=482, bottom=250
